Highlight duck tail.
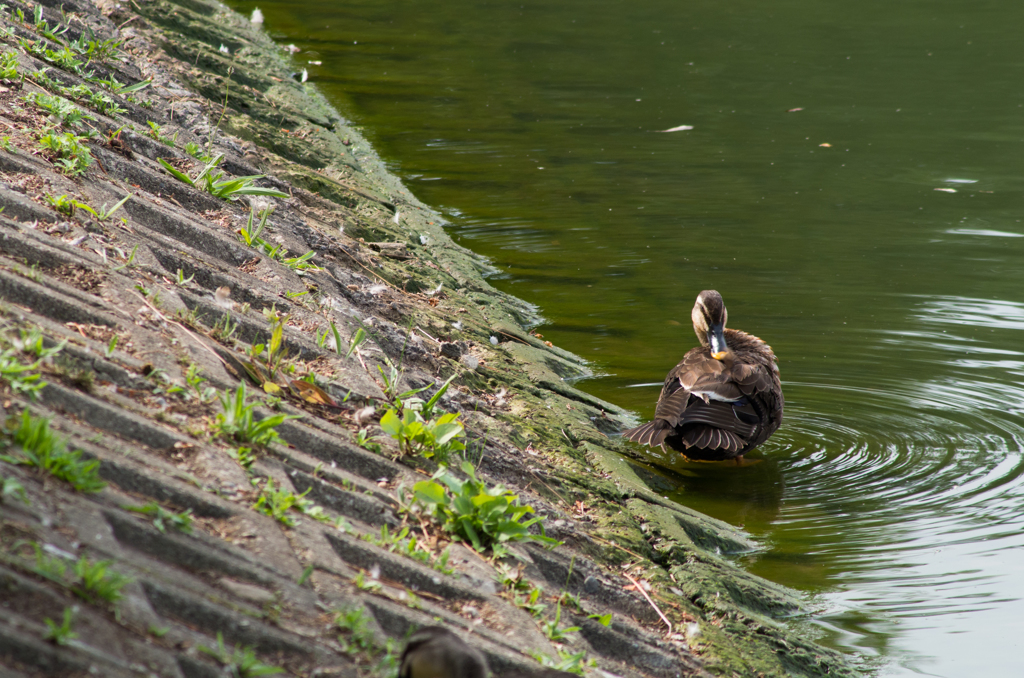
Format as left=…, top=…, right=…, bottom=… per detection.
left=621, top=420, right=671, bottom=446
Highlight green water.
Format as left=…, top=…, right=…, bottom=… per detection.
left=233, top=1, right=1024, bottom=674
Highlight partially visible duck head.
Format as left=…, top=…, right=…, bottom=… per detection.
left=691, top=290, right=730, bottom=360
left=399, top=626, right=487, bottom=678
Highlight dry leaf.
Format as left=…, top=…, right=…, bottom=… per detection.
left=290, top=379, right=336, bottom=406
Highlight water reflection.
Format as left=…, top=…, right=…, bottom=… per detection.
left=913, top=296, right=1024, bottom=331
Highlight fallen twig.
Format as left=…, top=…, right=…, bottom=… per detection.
left=623, top=571, right=672, bottom=636
left=128, top=288, right=228, bottom=369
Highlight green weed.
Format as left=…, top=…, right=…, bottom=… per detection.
left=43, top=192, right=79, bottom=217
left=72, top=555, right=131, bottom=604
left=352, top=570, right=382, bottom=592
left=407, top=461, right=559, bottom=554
left=144, top=366, right=184, bottom=397
left=175, top=268, right=195, bottom=286
left=215, top=383, right=297, bottom=446
left=42, top=191, right=128, bottom=224
left=282, top=250, right=321, bottom=273
left=37, top=131, right=92, bottom=176
left=0, top=136, right=14, bottom=152
left=27, top=91, right=93, bottom=127
left=30, top=543, right=68, bottom=583
left=31, top=68, right=126, bottom=118
left=346, top=327, right=367, bottom=358
left=515, top=584, right=547, bottom=618
left=198, top=632, right=284, bottom=677
left=111, top=244, right=138, bottom=271
left=69, top=31, right=124, bottom=63
left=355, top=428, right=381, bottom=454
left=379, top=407, right=465, bottom=464
left=1, top=50, right=18, bottom=79
left=315, top=325, right=330, bottom=349
left=124, top=502, right=193, bottom=534
left=43, top=608, right=77, bottom=645
left=229, top=445, right=257, bottom=470
left=175, top=306, right=202, bottom=330
left=32, top=5, right=68, bottom=43
left=210, top=311, right=238, bottom=342
left=361, top=524, right=453, bottom=574
left=158, top=154, right=288, bottom=201
left=90, top=74, right=151, bottom=95
left=244, top=307, right=296, bottom=389
left=540, top=601, right=580, bottom=642
left=378, top=375, right=463, bottom=463
left=333, top=605, right=401, bottom=677
left=1, top=472, right=27, bottom=504
left=12, top=327, right=65, bottom=360
left=184, top=141, right=212, bottom=162
left=43, top=188, right=129, bottom=223
left=334, top=605, right=376, bottom=653
left=238, top=204, right=273, bottom=247
left=529, top=649, right=594, bottom=676
left=332, top=608, right=399, bottom=676
left=0, top=410, right=105, bottom=493
left=0, top=348, right=46, bottom=398
left=251, top=477, right=311, bottom=527
left=20, top=39, right=91, bottom=76
left=87, top=89, right=125, bottom=116
left=31, top=66, right=72, bottom=94
left=184, top=363, right=216, bottom=403
left=126, top=94, right=153, bottom=108
left=82, top=192, right=131, bottom=222
left=146, top=120, right=177, bottom=146
left=557, top=589, right=582, bottom=611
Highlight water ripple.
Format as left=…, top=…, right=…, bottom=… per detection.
left=767, top=361, right=1024, bottom=673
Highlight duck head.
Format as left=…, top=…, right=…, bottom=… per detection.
left=691, top=290, right=730, bottom=360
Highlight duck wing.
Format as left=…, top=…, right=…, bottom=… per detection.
left=624, top=345, right=780, bottom=451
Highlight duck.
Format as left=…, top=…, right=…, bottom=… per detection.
left=399, top=626, right=487, bottom=678
left=398, top=626, right=576, bottom=678
left=622, top=290, right=783, bottom=462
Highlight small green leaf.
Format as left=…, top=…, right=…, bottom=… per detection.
left=412, top=480, right=446, bottom=505
left=157, top=158, right=194, bottom=186
left=379, top=409, right=402, bottom=437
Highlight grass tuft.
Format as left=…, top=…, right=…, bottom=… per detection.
left=198, top=632, right=284, bottom=677
left=214, top=383, right=298, bottom=447
left=0, top=410, right=105, bottom=493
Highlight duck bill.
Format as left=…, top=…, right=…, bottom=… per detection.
left=709, top=324, right=729, bottom=360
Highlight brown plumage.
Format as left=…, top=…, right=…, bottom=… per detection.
left=399, top=626, right=487, bottom=678
left=622, top=290, right=783, bottom=461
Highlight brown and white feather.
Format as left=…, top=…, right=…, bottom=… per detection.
left=622, top=291, right=783, bottom=461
